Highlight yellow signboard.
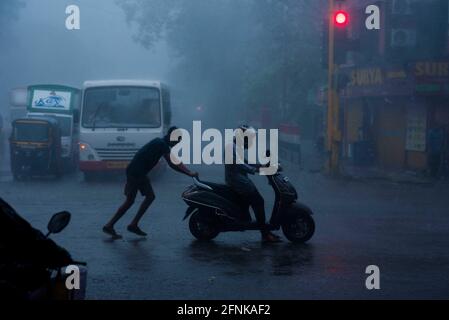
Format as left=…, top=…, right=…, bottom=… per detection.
left=105, top=161, right=129, bottom=169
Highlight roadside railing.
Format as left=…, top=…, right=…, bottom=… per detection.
left=279, top=123, right=301, bottom=166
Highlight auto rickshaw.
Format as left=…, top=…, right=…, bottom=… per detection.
left=10, top=117, right=63, bottom=180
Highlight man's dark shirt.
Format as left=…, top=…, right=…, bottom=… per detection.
left=126, top=138, right=170, bottom=177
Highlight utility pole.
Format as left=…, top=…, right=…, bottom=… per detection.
left=326, top=0, right=345, bottom=176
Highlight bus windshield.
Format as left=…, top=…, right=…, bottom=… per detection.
left=82, top=86, right=161, bottom=129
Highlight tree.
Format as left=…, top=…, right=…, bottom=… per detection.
left=0, top=0, right=25, bottom=37
left=0, top=0, right=25, bottom=117
left=118, top=0, right=326, bottom=127
left=244, top=0, right=326, bottom=123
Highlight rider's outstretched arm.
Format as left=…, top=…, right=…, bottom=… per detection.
left=163, top=153, right=198, bottom=177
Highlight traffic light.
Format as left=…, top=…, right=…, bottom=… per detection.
left=334, top=10, right=349, bottom=27
left=321, top=9, right=352, bottom=68
left=334, top=10, right=350, bottom=65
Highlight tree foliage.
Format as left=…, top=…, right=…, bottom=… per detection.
left=0, top=0, right=25, bottom=35
left=118, top=0, right=326, bottom=126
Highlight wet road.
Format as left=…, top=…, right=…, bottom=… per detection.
left=1, top=137, right=449, bottom=299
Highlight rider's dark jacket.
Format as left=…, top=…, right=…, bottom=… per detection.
left=224, top=142, right=259, bottom=195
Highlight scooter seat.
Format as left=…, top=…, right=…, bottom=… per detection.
left=200, top=182, right=249, bottom=208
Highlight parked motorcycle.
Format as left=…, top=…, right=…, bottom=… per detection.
left=181, top=164, right=315, bottom=243
left=0, top=198, right=87, bottom=300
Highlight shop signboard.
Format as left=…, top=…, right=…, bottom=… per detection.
left=341, top=60, right=449, bottom=98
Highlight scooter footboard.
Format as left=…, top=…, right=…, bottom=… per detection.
left=182, top=190, right=245, bottom=220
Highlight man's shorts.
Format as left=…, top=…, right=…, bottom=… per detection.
left=124, top=175, right=154, bottom=198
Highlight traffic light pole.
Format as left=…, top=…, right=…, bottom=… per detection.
left=326, top=0, right=341, bottom=176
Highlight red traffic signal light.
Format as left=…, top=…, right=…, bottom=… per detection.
left=334, top=10, right=349, bottom=27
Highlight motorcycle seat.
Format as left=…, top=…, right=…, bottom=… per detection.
left=200, top=182, right=249, bottom=208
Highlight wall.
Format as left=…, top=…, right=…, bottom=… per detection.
left=374, top=102, right=406, bottom=169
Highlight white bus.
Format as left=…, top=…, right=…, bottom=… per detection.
left=79, top=80, right=171, bottom=180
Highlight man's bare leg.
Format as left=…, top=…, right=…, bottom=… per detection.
left=127, top=194, right=155, bottom=236
left=103, top=195, right=135, bottom=238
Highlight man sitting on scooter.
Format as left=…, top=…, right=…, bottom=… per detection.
left=224, top=125, right=281, bottom=243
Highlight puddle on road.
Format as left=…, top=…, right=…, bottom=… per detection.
left=185, top=241, right=315, bottom=277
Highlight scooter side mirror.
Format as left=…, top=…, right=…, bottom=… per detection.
left=47, top=211, right=71, bottom=236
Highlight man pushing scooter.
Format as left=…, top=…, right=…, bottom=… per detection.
left=103, top=126, right=198, bottom=239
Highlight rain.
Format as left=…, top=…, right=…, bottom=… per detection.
left=1, top=0, right=448, bottom=300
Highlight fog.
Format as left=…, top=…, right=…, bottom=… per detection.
left=0, top=0, right=170, bottom=123
left=1, top=0, right=447, bottom=165
left=1, top=0, right=449, bottom=301
left=0, top=0, right=327, bottom=130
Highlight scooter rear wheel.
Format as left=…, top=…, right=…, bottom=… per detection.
left=189, top=209, right=220, bottom=241
left=282, top=212, right=315, bottom=243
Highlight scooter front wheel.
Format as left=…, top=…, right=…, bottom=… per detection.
left=189, top=209, right=220, bottom=241
left=282, top=211, right=315, bottom=243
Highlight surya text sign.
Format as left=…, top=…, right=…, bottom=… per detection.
left=342, top=60, right=449, bottom=98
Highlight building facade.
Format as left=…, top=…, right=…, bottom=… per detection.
left=337, top=0, right=449, bottom=175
